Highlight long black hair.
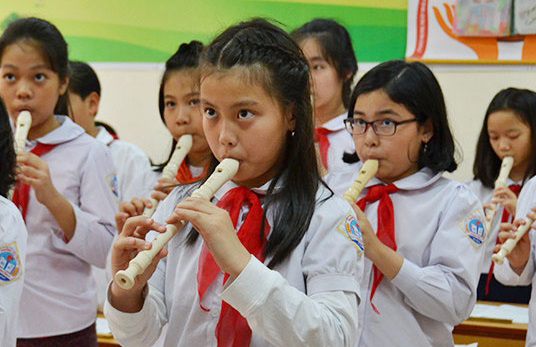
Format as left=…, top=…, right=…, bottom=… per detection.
left=153, top=40, right=204, bottom=172
left=0, top=98, right=15, bottom=198
left=189, top=18, right=324, bottom=269
left=346, top=60, right=458, bottom=173
left=291, top=18, right=358, bottom=108
left=473, top=88, right=536, bottom=188
left=0, top=17, right=69, bottom=115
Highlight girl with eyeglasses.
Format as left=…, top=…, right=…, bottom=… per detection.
left=328, top=60, right=485, bottom=346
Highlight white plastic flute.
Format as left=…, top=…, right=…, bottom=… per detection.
left=343, top=159, right=379, bottom=204
left=492, top=215, right=535, bottom=264
left=8, top=111, right=33, bottom=200
left=484, top=156, right=514, bottom=232
left=115, top=158, right=240, bottom=290
left=142, top=135, right=193, bottom=218
left=14, top=111, right=32, bottom=154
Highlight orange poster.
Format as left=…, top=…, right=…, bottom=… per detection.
left=406, top=0, right=536, bottom=64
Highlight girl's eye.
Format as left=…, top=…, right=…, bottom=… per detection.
left=509, top=134, right=520, bottom=140
left=165, top=101, right=176, bottom=108
left=34, top=73, right=46, bottom=82
left=355, top=119, right=367, bottom=126
left=189, top=99, right=200, bottom=106
left=3, top=73, right=15, bottom=82
left=379, top=119, right=394, bottom=126
left=204, top=107, right=217, bottom=119
left=313, top=65, right=324, bottom=71
left=237, top=109, right=254, bottom=120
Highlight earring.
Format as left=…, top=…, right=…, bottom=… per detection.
left=291, top=130, right=295, bottom=137
left=423, top=142, right=429, bottom=153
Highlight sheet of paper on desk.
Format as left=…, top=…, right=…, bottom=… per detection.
left=470, top=303, right=529, bottom=324
left=455, top=343, right=478, bottom=347
left=97, top=317, right=112, bottom=336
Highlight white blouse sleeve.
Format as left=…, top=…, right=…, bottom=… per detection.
left=64, top=142, right=118, bottom=268
left=220, top=198, right=363, bottom=347
left=390, top=184, right=484, bottom=326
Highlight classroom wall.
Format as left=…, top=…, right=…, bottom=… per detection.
left=93, top=63, right=536, bottom=183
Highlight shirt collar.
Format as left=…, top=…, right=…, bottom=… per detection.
left=96, top=126, right=114, bottom=146
left=319, top=112, right=348, bottom=131
left=363, top=164, right=442, bottom=190
left=213, top=178, right=282, bottom=201
left=29, top=115, right=85, bottom=146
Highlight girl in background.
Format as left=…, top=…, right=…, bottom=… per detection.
left=115, top=41, right=211, bottom=230
left=469, top=88, right=536, bottom=303
left=0, top=17, right=117, bottom=346
left=292, top=19, right=358, bottom=173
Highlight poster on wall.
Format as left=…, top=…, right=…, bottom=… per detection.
left=0, top=0, right=406, bottom=63
left=406, top=0, right=536, bottom=63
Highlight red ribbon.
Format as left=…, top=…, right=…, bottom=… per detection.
left=175, top=161, right=208, bottom=184
left=314, top=127, right=333, bottom=170
left=197, top=186, right=270, bottom=347
left=12, top=143, right=57, bottom=220
left=485, top=184, right=522, bottom=296
left=357, top=183, right=399, bottom=314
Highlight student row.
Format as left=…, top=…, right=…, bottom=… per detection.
left=1, top=16, right=536, bottom=347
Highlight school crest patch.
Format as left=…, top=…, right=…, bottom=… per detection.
left=0, top=242, right=22, bottom=285
left=107, top=174, right=119, bottom=199
left=457, top=209, right=486, bottom=250
left=337, top=214, right=364, bottom=258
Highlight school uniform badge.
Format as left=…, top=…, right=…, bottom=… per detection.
left=0, top=242, right=22, bottom=285
left=458, top=209, right=486, bottom=250
left=337, top=214, right=364, bottom=258
left=107, top=174, right=120, bottom=199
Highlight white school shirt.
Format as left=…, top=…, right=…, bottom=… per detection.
left=319, top=113, right=356, bottom=173
left=327, top=165, right=485, bottom=347
left=467, top=178, right=519, bottom=272
left=494, top=176, right=536, bottom=346
left=17, top=116, right=117, bottom=338
left=105, top=180, right=365, bottom=347
left=96, top=126, right=152, bottom=202
left=0, top=197, right=27, bottom=347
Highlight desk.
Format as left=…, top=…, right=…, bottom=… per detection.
left=453, top=301, right=528, bottom=347
left=98, top=335, right=119, bottom=347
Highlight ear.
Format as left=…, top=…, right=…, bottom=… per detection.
left=285, top=104, right=296, bottom=132
left=421, top=119, right=434, bottom=143
left=58, top=77, right=69, bottom=96
left=86, top=91, right=100, bottom=118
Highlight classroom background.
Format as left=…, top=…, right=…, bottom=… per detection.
left=3, top=0, right=536, bottom=182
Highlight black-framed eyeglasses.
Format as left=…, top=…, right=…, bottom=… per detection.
left=343, top=118, right=418, bottom=136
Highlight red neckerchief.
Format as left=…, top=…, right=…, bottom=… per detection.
left=175, top=161, right=208, bottom=184
left=197, top=186, right=270, bottom=347
left=314, top=127, right=333, bottom=170
left=357, top=183, right=399, bottom=314
left=485, top=183, right=522, bottom=296
left=12, top=143, right=57, bottom=220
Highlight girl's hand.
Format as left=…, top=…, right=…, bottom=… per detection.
left=110, top=216, right=167, bottom=296
left=349, top=203, right=380, bottom=259
left=495, top=208, right=536, bottom=274
left=168, top=197, right=250, bottom=278
left=17, top=152, right=60, bottom=206
left=492, top=186, right=518, bottom=217
left=151, top=177, right=179, bottom=201
left=115, top=198, right=154, bottom=233
left=349, top=203, right=404, bottom=280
